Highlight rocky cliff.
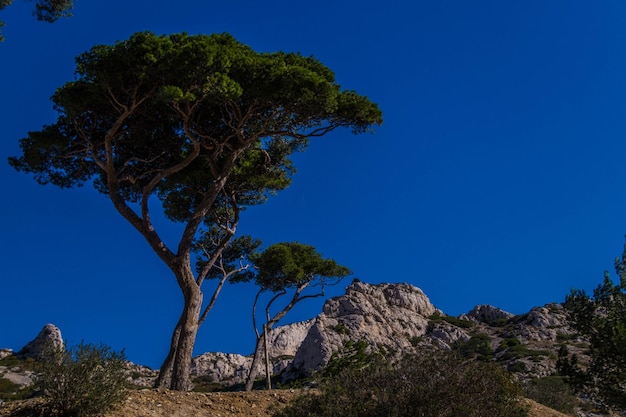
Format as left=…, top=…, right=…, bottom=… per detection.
left=191, top=280, right=580, bottom=386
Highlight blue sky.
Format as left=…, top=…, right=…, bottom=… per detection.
left=2, top=0, right=626, bottom=369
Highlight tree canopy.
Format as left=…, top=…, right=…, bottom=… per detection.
left=9, top=31, right=382, bottom=390
left=250, top=242, right=351, bottom=291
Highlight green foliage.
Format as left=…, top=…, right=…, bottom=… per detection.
left=495, top=337, right=549, bottom=362
left=556, top=332, right=575, bottom=342
left=498, top=344, right=549, bottom=361
left=36, top=342, right=128, bottom=417
left=453, top=333, right=494, bottom=361
left=485, top=317, right=511, bottom=327
left=499, top=337, right=522, bottom=349
left=0, top=354, right=32, bottom=368
left=330, top=322, right=349, bottom=335
left=558, top=238, right=626, bottom=414
left=250, top=242, right=351, bottom=291
left=9, top=31, right=382, bottom=221
left=507, top=361, right=527, bottom=373
left=0, top=377, right=20, bottom=399
left=34, top=0, right=73, bottom=22
left=322, top=340, right=373, bottom=377
left=273, top=351, right=528, bottom=417
left=0, top=355, right=38, bottom=401
left=428, top=312, right=475, bottom=329
left=523, top=376, right=580, bottom=415
left=0, top=377, right=34, bottom=402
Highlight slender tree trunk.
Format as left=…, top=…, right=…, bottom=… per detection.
left=244, top=335, right=265, bottom=391
left=264, top=324, right=272, bottom=390
left=154, top=322, right=181, bottom=388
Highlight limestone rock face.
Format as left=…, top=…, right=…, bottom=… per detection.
left=268, top=319, right=314, bottom=358
left=191, top=352, right=252, bottom=385
left=287, top=281, right=438, bottom=376
left=513, top=303, right=574, bottom=342
left=190, top=319, right=314, bottom=386
left=17, top=324, right=63, bottom=359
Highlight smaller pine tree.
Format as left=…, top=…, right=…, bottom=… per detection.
left=558, top=239, right=626, bottom=414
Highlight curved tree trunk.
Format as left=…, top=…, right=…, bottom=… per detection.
left=154, top=322, right=181, bottom=388
left=244, top=335, right=265, bottom=391
left=155, top=263, right=203, bottom=391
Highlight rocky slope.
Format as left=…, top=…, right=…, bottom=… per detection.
left=190, top=280, right=582, bottom=387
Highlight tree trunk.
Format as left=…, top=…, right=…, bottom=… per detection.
left=244, top=335, right=265, bottom=391
left=154, top=322, right=181, bottom=388
left=156, top=264, right=203, bottom=391
left=170, top=286, right=202, bottom=391
left=264, top=324, right=272, bottom=390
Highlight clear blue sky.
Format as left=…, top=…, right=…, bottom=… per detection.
left=2, top=0, right=626, bottom=369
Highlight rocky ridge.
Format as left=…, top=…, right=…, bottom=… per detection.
left=2, top=281, right=585, bottom=393
left=189, top=280, right=583, bottom=387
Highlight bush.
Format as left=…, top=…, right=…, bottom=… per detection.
left=523, top=376, right=579, bottom=415
left=273, top=350, right=528, bottom=417
left=36, top=341, right=128, bottom=417
left=498, top=344, right=549, bottom=361
left=428, top=312, right=474, bottom=329
left=453, top=333, right=494, bottom=361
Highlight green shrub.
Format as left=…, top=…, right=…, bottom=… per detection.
left=555, top=332, right=574, bottom=343
left=36, top=341, right=128, bottom=417
left=453, top=333, right=494, bottom=361
left=499, top=344, right=550, bottom=361
left=322, top=340, right=374, bottom=377
left=330, top=322, right=349, bottom=334
left=0, top=376, right=21, bottom=401
left=507, top=361, right=527, bottom=373
left=485, top=317, right=511, bottom=327
left=273, top=350, right=528, bottom=417
left=0, top=355, right=22, bottom=367
left=428, top=312, right=474, bottom=329
left=498, top=337, right=521, bottom=350
left=0, top=355, right=37, bottom=372
left=524, top=376, right=580, bottom=414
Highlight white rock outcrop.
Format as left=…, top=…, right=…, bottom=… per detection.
left=17, top=323, right=63, bottom=358
left=190, top=319, right=314, bottom=386
left=287, top=281, right=438, bottom=376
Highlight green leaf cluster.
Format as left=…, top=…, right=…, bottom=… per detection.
left=249, top=242, right=351, bottom=291
left=558, top=238, right=626, bottom=413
